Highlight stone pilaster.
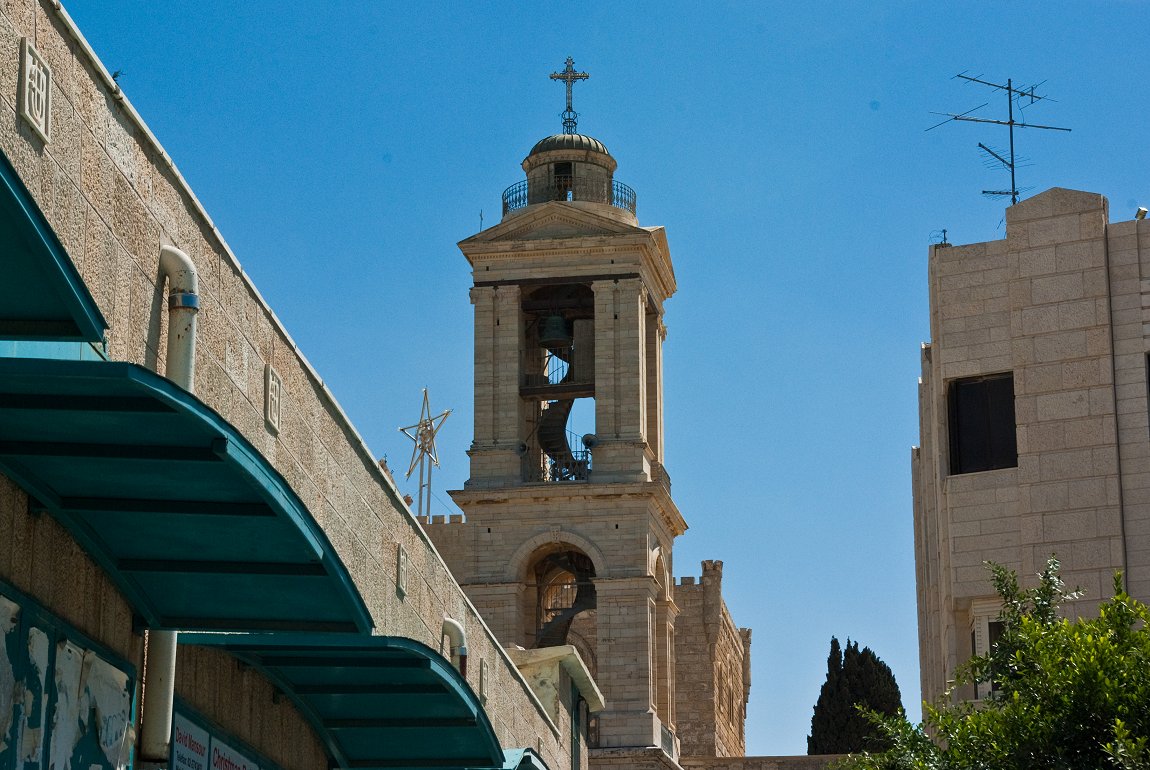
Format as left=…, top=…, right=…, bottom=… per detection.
left=467, top=284, right=522, bottom=486
left=654, top=597, right=679, bottom=732
left=592, top=278, right=650, bottom=482
left=594, top=576, right=661, bottom=748
left=646, top=310, right=666, bottom=465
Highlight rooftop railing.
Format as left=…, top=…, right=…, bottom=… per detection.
left=502, top=177, right=637, bottom=216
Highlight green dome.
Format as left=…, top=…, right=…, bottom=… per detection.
left=527, top=134, right=611, bottom=157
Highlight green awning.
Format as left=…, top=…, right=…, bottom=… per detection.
left=180, top=633, right=506, bottom=770
left=502, top=749, right=550, bottom=770
left=0, top=149, right=106, bottom=342
left=0, top=357, right=371, bottom=633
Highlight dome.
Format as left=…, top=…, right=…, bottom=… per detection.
left=527, top=134, right=611, bottom=157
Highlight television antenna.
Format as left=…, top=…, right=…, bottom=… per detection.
left=928, top=72, right=1071, bottom=204
left=399, top=389, right=451, bottom=518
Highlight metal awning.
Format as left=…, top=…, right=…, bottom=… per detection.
left=502, top=749, right=550, bottom=770
left=180, top=633, right=506, bottom=770
left=0, top=150, right=106, bottom=342
left=0, top=357, right=371, bottom=633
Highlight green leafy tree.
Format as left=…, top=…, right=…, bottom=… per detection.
left=844, top=556, right=1150, bottom=770
left=808, top=636, right=903, bottom=754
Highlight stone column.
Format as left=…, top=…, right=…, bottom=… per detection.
left=467, top=284, right=522, bottom=486
left=470, top=286, right=496, bottom=447
left=654, top=597, right=678, bottom=732
left=593, top=576, right=659, bottom=748
left=645, top=309, right=666, bottom=465
left=591, top=278, right=650, bottom=482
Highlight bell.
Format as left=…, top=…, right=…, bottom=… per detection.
left=538, top=314, right=572, bottom=349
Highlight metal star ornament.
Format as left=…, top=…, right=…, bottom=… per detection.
left=398, top=389, right=451, bottom=517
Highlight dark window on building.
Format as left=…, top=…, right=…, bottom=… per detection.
left=988, top=620, right=1004, bottom=692
left=988, top=619, right=1004, bottom=648
left=948, top=373, right=1017, bottom=474
left=1146, top=354, right=1150, bottom=438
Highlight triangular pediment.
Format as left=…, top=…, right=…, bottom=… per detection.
left=461, top=202, right=646, bottom=244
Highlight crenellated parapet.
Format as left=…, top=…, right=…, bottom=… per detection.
left=674, top=561, right=750, bottom=758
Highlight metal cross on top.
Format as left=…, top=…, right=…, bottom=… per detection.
left=398, top=389, right=451, bottom=519
left=550, top=57, right=589, bottom=135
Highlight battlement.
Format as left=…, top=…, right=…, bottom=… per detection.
left=676, top=559, right=724, bottom=587
left=674, top=559, right=749, bottom=756
left=416, top=514, right=467, bottom=525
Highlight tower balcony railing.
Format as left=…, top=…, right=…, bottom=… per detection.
left=521, top=346, right=593, bottom=391
left=522, top=430, right=592, bottom=483
left=502, top=177, right=637, bottom=216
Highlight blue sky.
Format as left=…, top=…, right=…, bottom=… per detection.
left=63, top=0, right=1149, bottom=755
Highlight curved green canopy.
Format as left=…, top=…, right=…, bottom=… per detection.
left=181, top=633, right=508, bottom=770
left=0, top=149, right=106, bottom=342
left=0, top=357, right=371, bottom=633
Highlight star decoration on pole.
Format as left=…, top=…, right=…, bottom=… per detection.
left=398, top=389, right=451, bottom=518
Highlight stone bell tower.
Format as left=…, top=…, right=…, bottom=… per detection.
left=428, top=59, right=686, bottom=757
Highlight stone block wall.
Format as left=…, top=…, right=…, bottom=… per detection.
left=0, top=2, right=567, bottom=766
left=913, top=187, right=1150, bottom=703
left=674, top=561, right=751, bottom=758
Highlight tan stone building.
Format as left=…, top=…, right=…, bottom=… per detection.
left=0, top=3, right=844, bottom=767
left=421, top=127, right=755, bottom=770
left=913, top=188, right=1150, bottom=702
left=0, top=5, right=593, bottom=770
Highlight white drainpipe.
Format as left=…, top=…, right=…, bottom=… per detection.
left=442, top=617, right=468, bottom=678
left=159, top=245, right=200, bottom=391
left=141, top=245, right=199, bottom=761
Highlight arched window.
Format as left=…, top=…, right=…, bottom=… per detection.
left=530, top=550, right=595, bottom=648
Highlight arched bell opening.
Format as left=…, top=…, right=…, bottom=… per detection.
left=519, top=284, right=596, bottom=483
left=522, top=546, right=598, bottom=665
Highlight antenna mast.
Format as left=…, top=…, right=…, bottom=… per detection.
left=928, top=72, right=1071, bottom=204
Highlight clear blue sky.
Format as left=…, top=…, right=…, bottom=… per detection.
left=63, top=0, right=1149, bottom=755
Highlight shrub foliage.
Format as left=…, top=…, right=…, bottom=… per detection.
left=843, top=557, right=1150, bottom=770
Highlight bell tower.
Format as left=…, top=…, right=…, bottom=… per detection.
left=435, top=60, right=687, bottom=756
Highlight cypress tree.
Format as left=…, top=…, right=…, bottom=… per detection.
left=808, top=637, right=903, bottom=754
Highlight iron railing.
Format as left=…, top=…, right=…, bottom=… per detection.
left=523, top=433, right=592, bottom=482
left=521, top=346, right=593, bottom=389
left=502, top=177, right=637, bottom=216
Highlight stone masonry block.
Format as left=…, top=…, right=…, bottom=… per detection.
left=1031, top=273, right=1084, bottom=304
left=1020, top=363, right=1062, bottom=394
left=1020, top=306, right=1059, bottom=335
left=1035, top=389, right=1090, bottom=421
left=1033, top=330, right=1088, bottom=363
left=1057, top=299, right=1100, bottom=329
left=1042, top=510, right=1098, bottom=541
left=1038, top=448, right=1096, bottom=481
left=1027, top=481, right=1069, bottom=512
